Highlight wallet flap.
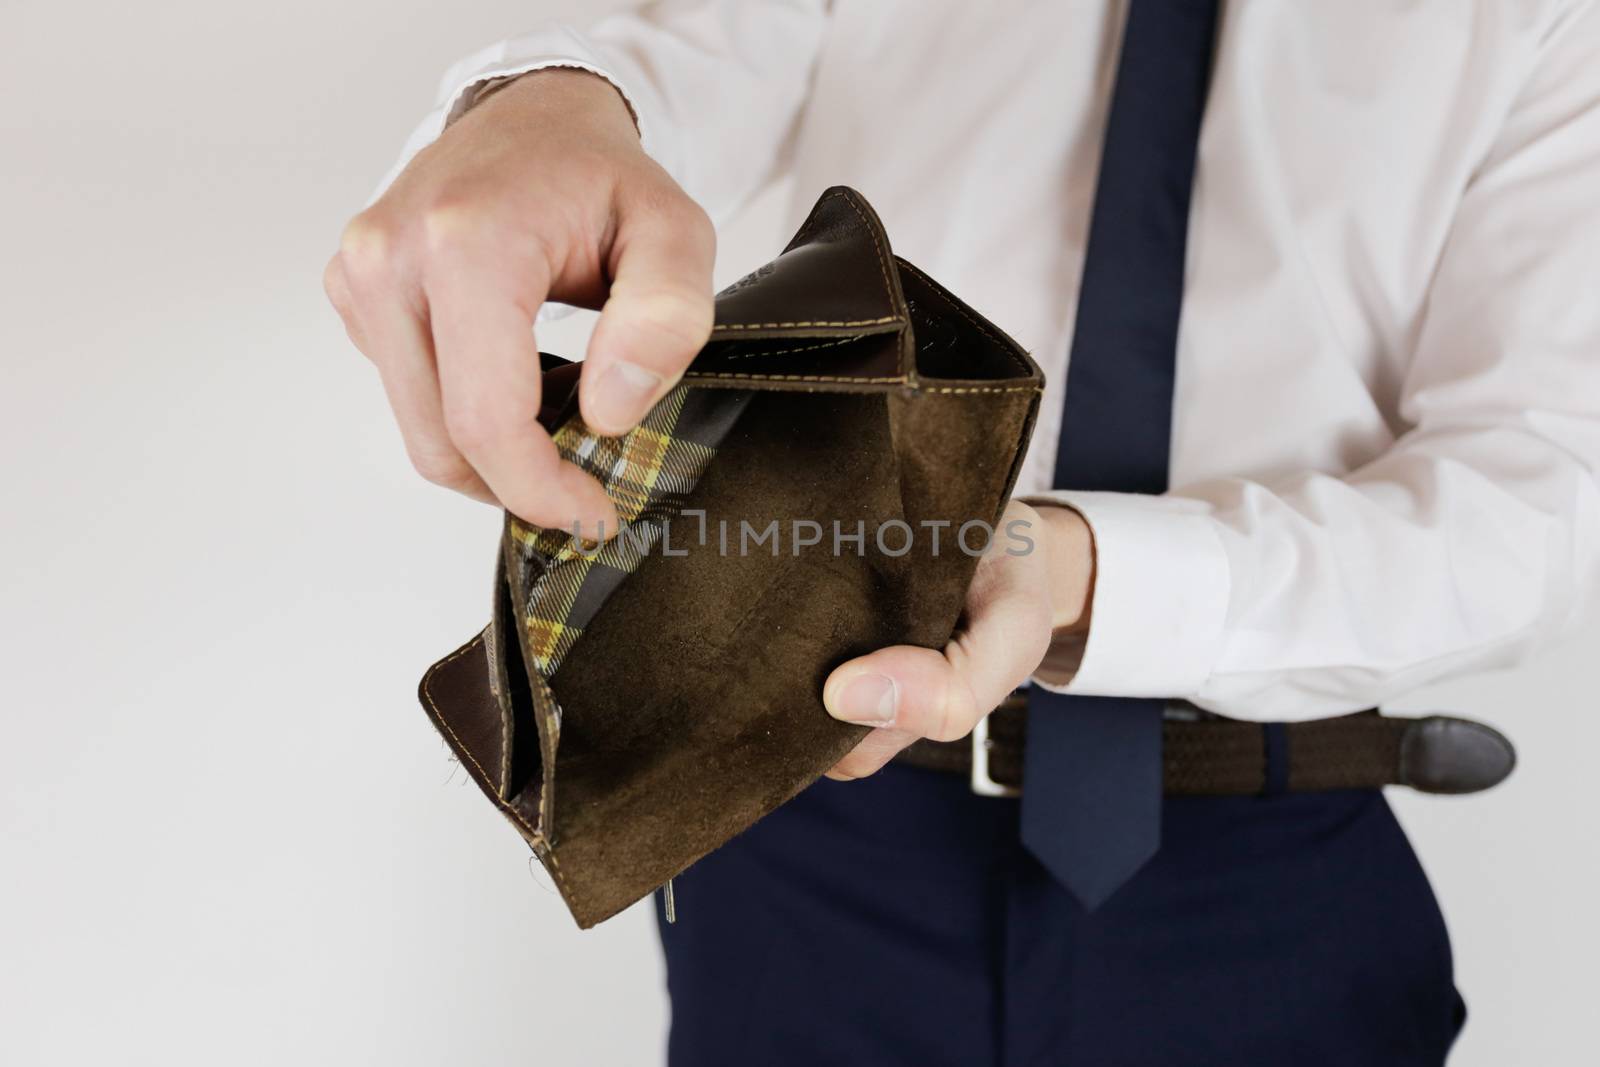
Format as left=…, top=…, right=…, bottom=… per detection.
left=692, top=186, right=915, bottom=386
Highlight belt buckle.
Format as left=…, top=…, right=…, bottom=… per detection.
left=970, top=714, right=1019, bottom=798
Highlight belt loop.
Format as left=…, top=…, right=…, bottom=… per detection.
left=1262, top=723, right=1290, bottom=796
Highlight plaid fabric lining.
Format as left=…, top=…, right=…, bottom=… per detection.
left=507, top=385, right=751, bottom=676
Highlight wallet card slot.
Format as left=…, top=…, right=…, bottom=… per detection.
left=494, top=579, right=545, bottom=807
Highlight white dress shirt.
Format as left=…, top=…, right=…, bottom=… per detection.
left=382, top=0, right=1600, bottom=722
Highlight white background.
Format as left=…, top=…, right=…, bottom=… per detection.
left=1, top=1, right=1596, bottom=1063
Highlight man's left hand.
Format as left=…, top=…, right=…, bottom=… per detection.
left=821, top=500, right=1095, bottom=780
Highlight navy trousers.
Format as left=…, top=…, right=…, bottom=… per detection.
left=657, top=764, right=1465, bottom=1066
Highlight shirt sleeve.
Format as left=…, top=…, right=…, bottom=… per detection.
left=372, top=0, right=833, bottom=224
left=1027, top=1, right=1600, bottom=722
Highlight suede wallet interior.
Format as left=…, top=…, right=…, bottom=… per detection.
left=419, top=186, right=1044, bottom=927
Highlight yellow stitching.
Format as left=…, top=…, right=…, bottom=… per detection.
left=723, top=335, right=864, bottom=360
left=422, top=638, right=501, bottom=789
left=705, top=191, right=906, bottom=388
left=540, top=844, right=578, bottom=905
left=423, top=634, right=592, bottom=917
left=685, top=371, right=906, bottom=383
left=787, top=194, right=829, bottom=248
left=836, top=193, right=899, bottom=322
left=498, top=662, right=510, bottom=798
left=488, top=617, right=512, bottom=800
left=531, top=676, right=560, bottom=834
left=832, top=192, right=909, bottom=381
left=924, top=385, right=1041, bottom=394
left=421, top=636, right=544, bottom=845
left=711, top=316, right=899, bottom=330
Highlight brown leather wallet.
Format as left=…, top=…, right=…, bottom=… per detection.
left=419, top=187, right=1044, bottom=928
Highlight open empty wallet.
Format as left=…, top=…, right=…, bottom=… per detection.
left=418, top=186, right=1044, bottom=927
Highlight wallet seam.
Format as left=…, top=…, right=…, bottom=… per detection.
left=686, top=371, right=906, bottom=384
left=421, top=634, right=586, bottom=911
left=723, top=335, right=864, bottom=359
left=832, top=190, right=920, bottom=387
left=711, top=316, right=899, bottom=331
left=421, top=636, right=505, bottom=804
left=698, top=190, right=908, bottom=378
left=924, top=385, right=1041, bottom=394
left=831, top=190, right=900, bottom=336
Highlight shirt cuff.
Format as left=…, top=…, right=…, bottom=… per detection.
left=370, top=53, right=649, bottom=206
left=1020, top=490, right=1231, bottom=698
left=368, top=49, right=649, bottom=326
left=440, top=59, right=643, bottom=136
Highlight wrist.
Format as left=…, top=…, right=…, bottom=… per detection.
left=476, top=67, right=640, bottom=140
left=1039, top=503, right=1095, bottom=634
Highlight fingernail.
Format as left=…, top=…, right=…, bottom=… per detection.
left=829, top=673, right=898, bottom=726
left=589, top=361, right=663, bottom=433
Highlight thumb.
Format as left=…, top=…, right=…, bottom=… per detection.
left=823, top=550, right=1053, bottom=743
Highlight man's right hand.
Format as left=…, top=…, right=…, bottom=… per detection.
left=323, top=69, right=717, bottom=536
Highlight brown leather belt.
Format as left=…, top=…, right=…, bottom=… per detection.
left=894, top=698, right=1516, bottom=798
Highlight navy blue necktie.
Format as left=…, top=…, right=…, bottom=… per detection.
left=1020, top=0, right=1219, bottom=910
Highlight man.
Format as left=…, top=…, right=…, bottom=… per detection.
left=325, top=2, right=1600, bottom=1063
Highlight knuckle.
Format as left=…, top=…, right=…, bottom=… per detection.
left=928, top=714, right=973, bottom=744
left=443, top=400, right=529, bottom=454
left=674, top=202, right=717, bottom=255
left=321, top=256, right=352, bottom=314
left=494, top=483, right=572, bottom=532
left=338, top=212, right=398, bottom=277
left=419, top=194, right=495, bottom=256
left=628, top=286, right=714, bottom=343
left=629, top=175, right=688, bottom=216
left=442, top=406, right=492, bottom=453
left=629, top=178, right=715, bottom=241
left=671, top=195, right=715, bottom=241
left=410, top=449, right=475, bottom=490
left=928, top=685, right=982, bottom=743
